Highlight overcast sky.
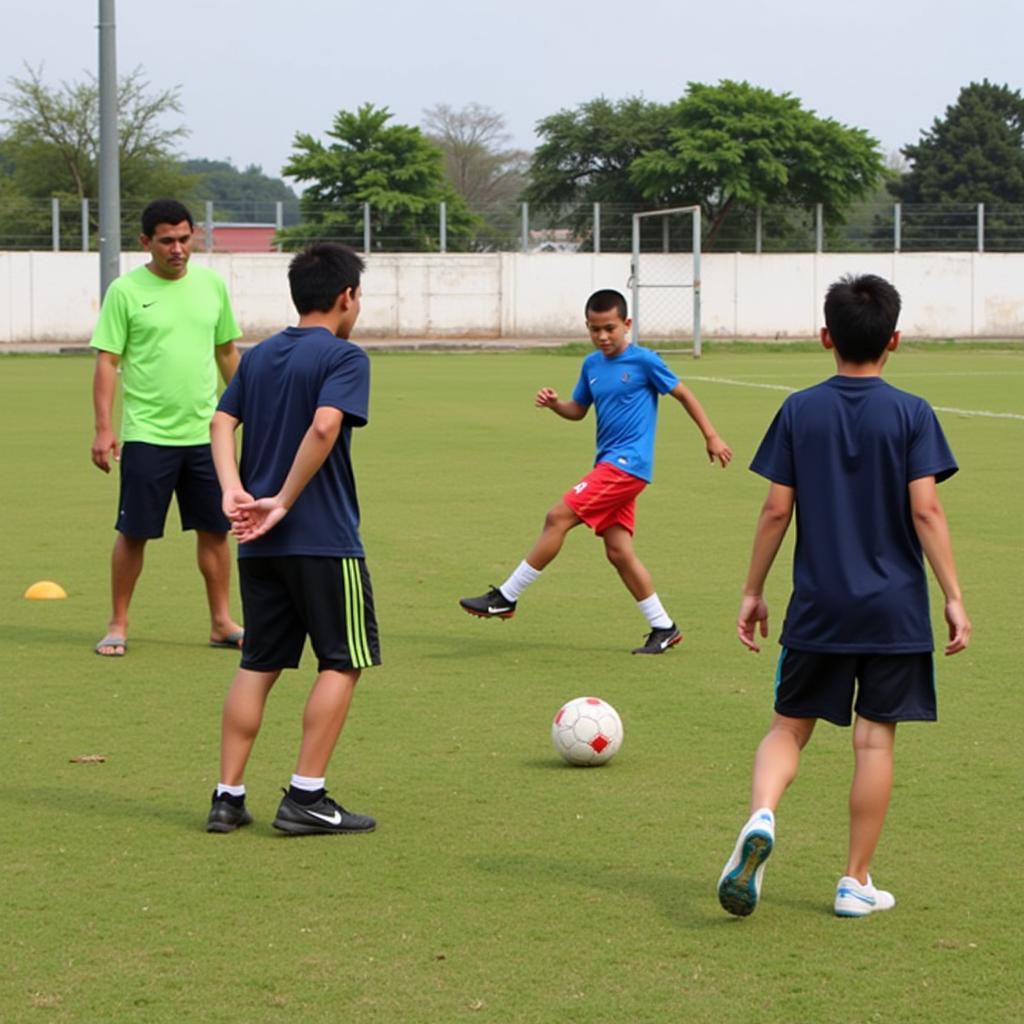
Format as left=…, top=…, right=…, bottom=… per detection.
left=2, top=0, right=1020, bottom=184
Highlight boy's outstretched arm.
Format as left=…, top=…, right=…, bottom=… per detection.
left=536, top=387, right=587, bottom=421
left=909, top=475, right=972, bottom=655
left=737, top=482, right=794, bottom=652
left=233, top=406, right=344, bottom=543
left=669, top=382, right=732, bottom=467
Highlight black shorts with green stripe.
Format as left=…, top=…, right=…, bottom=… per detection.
left=238, top=556, right=380, bottom=672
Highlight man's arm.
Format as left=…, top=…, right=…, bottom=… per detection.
left=215, top=341, right=241, bottom=385
left=669, top=381, right=732, bottom=467
left=909, top=475, right=972, bottom=655
left=231, top=406, right=344, bottom=543
left=535, top=387, right=587, bottom=420
left=91, top=350, right=121, bottom=473
left=737, top=482, right=795, bottom=652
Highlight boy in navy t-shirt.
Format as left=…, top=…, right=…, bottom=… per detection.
left=460, top=289, right=732, bottom=654
left=718, top=273, right=971, bottom=918
left=205, top=243, right=380, bottom=836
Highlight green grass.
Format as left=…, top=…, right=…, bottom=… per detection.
left=1, top=348, right=1021, bottom=1023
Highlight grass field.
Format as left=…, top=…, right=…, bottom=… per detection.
left=2, top=346, right=1021, bottom=1023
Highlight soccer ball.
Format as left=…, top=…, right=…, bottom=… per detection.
left=551, top=696, right=623, bottom=766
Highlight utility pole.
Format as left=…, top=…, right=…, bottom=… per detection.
left=97, top=0, right=121, bottom=298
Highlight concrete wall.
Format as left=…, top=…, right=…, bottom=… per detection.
left=2, top=250, right=1023, bottom=344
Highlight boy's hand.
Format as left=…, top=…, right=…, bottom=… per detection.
left=231, top=496, right=288, bottom=543
left=221, top=486, right=254, bottom=521
left=943, top=597, right=972, bottom=655
left=737, top=594, right=769, bottom=652
left=535, top=387, right=559, bottom=408
left=706, top=434, right=733, bottom=468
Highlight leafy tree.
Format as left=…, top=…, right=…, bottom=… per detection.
left=179, top=158, right=297, bottom=224
left=631, top=80, right=883, bottom=248
left=280, top=103, right=476, bottom=251
left=889, top=81, right=1024, bottom=250
left=0, top=173, right=50, bottom=248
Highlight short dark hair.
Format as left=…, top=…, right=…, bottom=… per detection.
left=288, top=243, right=365, bottom=315
left=585, top=289, right=628, bottom=321
left=141, top=199, right=194, bottom=237
left=824, top=274, right=902, bottom=363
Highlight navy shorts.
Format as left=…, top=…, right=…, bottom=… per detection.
left=238, top=556, right=381, bottom=673
left=774, top=648, right=936, bottom=725
left=116, top=442, right=230, bottom=539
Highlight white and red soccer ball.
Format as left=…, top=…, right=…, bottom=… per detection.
left=551, top=696, right=623, bottom=766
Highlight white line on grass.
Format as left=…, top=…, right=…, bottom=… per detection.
left=685, top=375, right=1024, bottom=421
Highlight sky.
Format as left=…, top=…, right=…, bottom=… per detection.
left=1, top=0, right=1020, bottom=185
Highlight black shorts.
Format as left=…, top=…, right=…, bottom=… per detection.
left=774, top=648, right=936, bottom=725
left=238, top=556, right=381, bottom=673
left=116, top=441, right=230, bottom=538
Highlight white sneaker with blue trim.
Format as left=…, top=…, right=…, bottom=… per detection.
left=717, top=807, right=775, bottom=916
left=834, top=874, right=896, bottom=917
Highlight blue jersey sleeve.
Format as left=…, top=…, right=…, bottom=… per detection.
left=908, top=403, right=958, bottom=484
left=216, top=358, right=244, bottom=419
left=750, top=402, right=795, bottom=486
left=319, top=348, right=370, bottom=427
left=645, top=350, right=680, bottom=394
left=571, top=358, right=593, bottom=408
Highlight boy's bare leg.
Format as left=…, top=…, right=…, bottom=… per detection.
left=294, top=669, right=361, bottom=778
left=219, top=669, right=281, bottom=785
left=196, top=529, right=244, bottom=643
left=523, top=501, right=581, bottom=571
left=750, top=713, right=817, bottom=811
left=98, top=533, right=147, bottom=653
left=846, top=716, right=896, bottom=883
left=601, top=524, right=655, bottom=600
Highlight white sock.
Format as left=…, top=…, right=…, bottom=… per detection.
left=216, top=783, right=245, bottom=798
left=499, top=560, right=542, bottom=602
left=637, top=593, right=673, bottom=629
left=290, top=774, right=325, bottom=792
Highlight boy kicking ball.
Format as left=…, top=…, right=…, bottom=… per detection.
left=460, top=289, right=731, bottom=654
left=718, top=274, right=971, bottom=917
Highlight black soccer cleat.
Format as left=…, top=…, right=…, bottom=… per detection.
left=459, top=586, right=517, bottom=620
left=206, top=791, right=254, bottom=833
left=272, top=790, right=376, bottom=836
left=631, top=623, right=682, bottom=655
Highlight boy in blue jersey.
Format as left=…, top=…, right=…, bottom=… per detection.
left=460, top=289, right=732, bottom=654
left=205, top=243, right=380, bottom=836
left=717, top=274, right=971, bottom=917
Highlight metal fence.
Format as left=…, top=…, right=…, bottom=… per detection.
left=3, top=197, right=1024, bottom=254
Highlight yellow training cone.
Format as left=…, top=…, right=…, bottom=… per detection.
left=24, top=580, right=67, bottom=600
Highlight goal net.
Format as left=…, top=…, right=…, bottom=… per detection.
left=628, top=206, right=702, bottom=357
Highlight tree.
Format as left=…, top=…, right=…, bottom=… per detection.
left=280, top=103, right=476, bottom=251
left=889, top=81, right=1024, bottom=250
left=0, top=63, right=193, bottom=202
left=179, top=158, right=297, bottom=224
left=630, top=80, right=883, bottom=248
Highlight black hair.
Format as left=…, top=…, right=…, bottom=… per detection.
left=585, top=288, right=628, bottom=321
left=141, top=199, right=194, bottom=237
left=288, top=243, right=365, bottom=314
left=824, top=274, right=902, bottom=363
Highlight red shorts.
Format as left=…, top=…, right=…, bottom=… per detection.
left=563, top=462, right=647, bottom=536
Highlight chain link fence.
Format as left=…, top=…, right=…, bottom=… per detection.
left=3, top=197, right=1024, bottom=254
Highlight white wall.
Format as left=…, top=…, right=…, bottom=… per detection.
left=2, top=250, right=1023, bottom=343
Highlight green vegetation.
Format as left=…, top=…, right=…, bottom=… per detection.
left=1, top=349, right=1020, bottom=1023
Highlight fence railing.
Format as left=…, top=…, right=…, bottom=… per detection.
left=3, top=197, right=1023, bottom=254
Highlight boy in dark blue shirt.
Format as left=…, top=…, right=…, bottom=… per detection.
left=460, top=289, right=732, bottom=654
left=205, top=243, right=380, bottom=836
left=718, top=274, right=971, bottom=917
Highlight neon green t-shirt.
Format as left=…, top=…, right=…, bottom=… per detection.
left=90, top=264, right=241, bottom=445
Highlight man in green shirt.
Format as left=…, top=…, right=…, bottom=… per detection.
left=91, top=199, right=244, bottom=656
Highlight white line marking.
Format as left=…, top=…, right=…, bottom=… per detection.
left=685, top=375, right=1024, bottom=421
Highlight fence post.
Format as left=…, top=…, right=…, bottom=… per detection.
left=894, top=203, right=901, bottom=253
left=593, top=202, right=601, bottom=254
left=439, top=201, right=447, bottom=253
left=52, top=197, right=60, bottom=252
left=662, top=215, right=670, bottom=253
left=815, top=203, right=823, bottom=253
left=755, top=206, right=762, bottom=254
left=363, top=202, right=371, bottom=252
left=521, top=202, right=529, bottom=253
left=275, top=201, right=283, bottom=253
left=205, top=200, right=214, bottom=253
left=81, top=198, right=90, bottom=252
left=977, top=203, right=985, bottom=254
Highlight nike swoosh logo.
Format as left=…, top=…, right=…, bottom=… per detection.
left=488, top=606, right=511, bottom=614
left=142, top=301, right=157, bottom=308
left=307, top=809, right=342, bottom=825
left=589, top=378, right=598, bottom=385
